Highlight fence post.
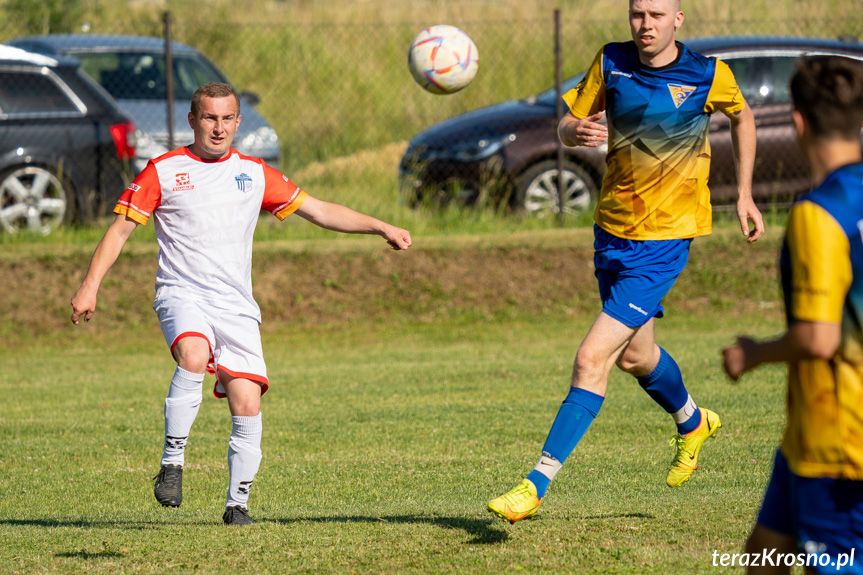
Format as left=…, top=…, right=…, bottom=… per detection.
left=163, top=11, right=175, bottom=151
left=554, top=8, right=565, bottom=223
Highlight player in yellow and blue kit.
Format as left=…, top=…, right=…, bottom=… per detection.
left=488, top=0, right=765, bottom=524
left=723, top=55, right=863, bottom=575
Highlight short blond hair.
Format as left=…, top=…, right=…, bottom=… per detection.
left=190, top=82, right=240, bottom=117
left=630, top=0, right=681, bottom=10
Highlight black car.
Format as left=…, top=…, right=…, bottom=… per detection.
left=400, top=36, right=863, bottom=215
left=0, top=45, right=136, bottom=234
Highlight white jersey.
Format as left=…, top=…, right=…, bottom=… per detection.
left=114, top=147, right=307, bottom=321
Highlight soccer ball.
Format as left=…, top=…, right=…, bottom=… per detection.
left=408, top=25, right=479, bottom=95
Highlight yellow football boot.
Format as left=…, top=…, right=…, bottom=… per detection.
left=666, top=408, right=721, bottom=487
left=488, top=478, right=542, bottom=524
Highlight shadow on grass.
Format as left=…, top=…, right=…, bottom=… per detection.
left=55, top=550, right=125, bottom=559
left=2, top=512, right=653, bottom=546
left=0, top=515, right=508, bottom=544
left=576, top=512, right=656, bottom=521
left=272, top=514, right=509, bottom=544
left=0, top=519, right=161, bottom=530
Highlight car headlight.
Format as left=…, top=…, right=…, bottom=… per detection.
left=450, top=133, right=516, bottom=161
left=134, top=130, right=169, bottom=161
left=240, top=126, right=279, bottom=157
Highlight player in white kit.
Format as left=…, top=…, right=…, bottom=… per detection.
left=70, top=82, right=412, bottom=525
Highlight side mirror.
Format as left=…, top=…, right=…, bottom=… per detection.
left=240, top=91, right=260, bottom=107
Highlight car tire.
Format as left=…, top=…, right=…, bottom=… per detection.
left=516, top=159, right=597, bottom=216
left=0, top=166, right=71, bottom=235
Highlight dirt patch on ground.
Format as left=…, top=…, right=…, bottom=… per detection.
left=1, top=230, right=783, bottom=341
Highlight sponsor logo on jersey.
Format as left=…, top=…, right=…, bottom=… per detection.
left=127, top=183, right=141, bottom=192
left=611, top=70, right=633, bottom=78
left=172, top=172, right=194, bottom=192
left=235, top=173, right=253, bottom=193
left=667, top=84, right=696, bottom=109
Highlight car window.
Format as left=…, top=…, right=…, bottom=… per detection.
left=719, top=57, right=765, bottom=105
left=767, top=56, right=799, bottom=104
left=72, top=51, right=227, bottom=100
left=173, top=57, right=227, bottom=97
left=0, top=69, right=83, bottom=116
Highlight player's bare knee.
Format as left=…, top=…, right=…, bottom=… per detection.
left=615, top=353, right=651, bottom=377
left=174, top=346, right=209, bottom=374
left=573, top=346, right=613, bottom=384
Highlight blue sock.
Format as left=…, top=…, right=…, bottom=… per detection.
left=637, top=347, right=701, bottom=435
left=526, top=387, right=604, bottom=498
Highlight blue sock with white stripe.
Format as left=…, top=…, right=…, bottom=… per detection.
left=526, top=387, right=605, bottom=498
left=637, top=347, right=701, bottom=435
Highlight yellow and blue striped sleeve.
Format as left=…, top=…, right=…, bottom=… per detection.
left=705, top=59, right=746, bottom=116
left=563, top=48, right=606, bottom=119
left=787, top=201, right=852, bottom=324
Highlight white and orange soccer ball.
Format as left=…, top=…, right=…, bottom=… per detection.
left=408, top=25, right=479, bottom=95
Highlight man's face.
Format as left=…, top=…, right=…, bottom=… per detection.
left=188, top=95, right=241, bottom=160
left=629, top=0, right=684, bottom=65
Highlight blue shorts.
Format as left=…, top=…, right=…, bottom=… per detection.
left=757, top=450, right=863, bottom=574
left=593, top=225, right=692, bottom=328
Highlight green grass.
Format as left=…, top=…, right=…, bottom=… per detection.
left=1, top=308, right=787, bottom=574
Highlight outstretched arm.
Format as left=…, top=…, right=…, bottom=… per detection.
left=721, top=321, right=841, bottom=382
left=295, top=195, right=411, bottom=250
left=70, top=214, right=139, bottom=324
left=728, top=104, right=764, bottom=243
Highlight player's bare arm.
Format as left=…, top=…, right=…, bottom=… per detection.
left=295, top=195, right=412, bottom=250
left=70, top=214, right=139, bottom=325
left=721, top=320, right=841, bottom=381
left=728, top=103, right=764, bottom=242
left=558, top=111, right=607, bottom=148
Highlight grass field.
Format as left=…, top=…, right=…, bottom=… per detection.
left=0, top=227, right=791, bottom=574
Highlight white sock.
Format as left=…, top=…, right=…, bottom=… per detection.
left=161, top=367, right=204, bottom=467
left=534, top=454, right=563, bottom=481
left=672, top=394, right=698, bottom=424
left=226, top=412, right=263, bottom=510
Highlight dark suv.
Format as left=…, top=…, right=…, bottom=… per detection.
left=7, top=35, right=280, bottom=174
left=0, top=45, right=135, bottom=234
left=400, top=36, right=863, bottom=215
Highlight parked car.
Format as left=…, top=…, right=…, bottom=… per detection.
left=7, top=34, right=280, bottom=174
left=400, top=36, right=863, bottom=215
left=0, top=45, right=136, bottom=235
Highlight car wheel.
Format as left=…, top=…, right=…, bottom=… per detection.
left=0, top=166, right=70, bottom=235
left=516, top=160, right=597, bottom=216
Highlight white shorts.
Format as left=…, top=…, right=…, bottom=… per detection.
left=154, top=295, right=269, bottom=398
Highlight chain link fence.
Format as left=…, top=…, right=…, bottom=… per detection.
left=2, top=11, right=863, bottom=229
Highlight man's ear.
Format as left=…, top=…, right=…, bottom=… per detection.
left=791, top=109, right=807, bottom=140
left=674, top=11, right=684, bottom=31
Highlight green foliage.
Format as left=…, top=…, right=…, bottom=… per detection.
left=4, top=0, right=858, bottom=174
left=3, top=0, right=87, bottom=35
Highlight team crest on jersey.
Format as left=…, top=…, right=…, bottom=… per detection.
left=667, top=84, right=696, bottom=108
left=235, top=173, right=253, bottom=193
left=172, top=172, right=194, bottom=192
